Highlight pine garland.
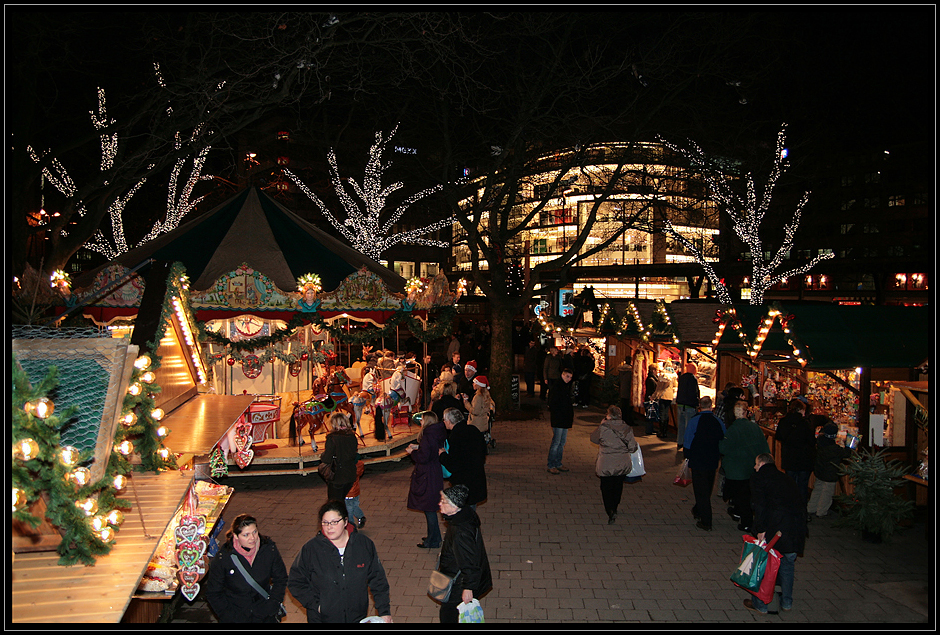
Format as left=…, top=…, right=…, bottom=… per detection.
left=12, top=356, right=131, bottom=566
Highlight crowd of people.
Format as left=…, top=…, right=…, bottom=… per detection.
left=205, top=326, right=853, bottom=622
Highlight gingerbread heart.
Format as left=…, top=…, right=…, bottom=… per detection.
left=177, top=539, right=207, bottom=568
left=235, top=448, right=254, bottom=469
left=178, top=569, right=200, bottom=586
left=180, top=582, right=200, bottom=602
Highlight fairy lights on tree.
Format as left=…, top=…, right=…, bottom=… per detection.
left=659, top=124, right=834, bottom=305
left=284, top=125, right=451, bottom=261
left=27, top=83, right=213, bottom=261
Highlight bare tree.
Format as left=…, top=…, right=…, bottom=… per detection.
left=659, top=124, right=834, bottom=305
left=284, top=125, right=451, bottom=261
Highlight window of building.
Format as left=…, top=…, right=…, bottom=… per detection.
left=887, top=195, right=904, bottom=206
left=277, top=131, right=290, bottom=141
left=863, top=223, right=879, bottom=233
left=277, top=156, right=290, bottom=166
left=840, top=199, right=856, bottom=211
left=840, top=223, right=854, bottom=234
left=841, top=175, right=856, bottom=187
left=863, top=197, right=879, bottom=208
left=864, top=171, right=881, bottom=183
left=912, top=192, right=928, bottom=205
left=420, top=262, right=440, bottom=278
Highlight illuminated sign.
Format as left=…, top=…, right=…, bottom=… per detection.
left=558, top=290, right=574, bottom=317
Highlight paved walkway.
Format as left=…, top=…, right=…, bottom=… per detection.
left=172, top=397, right=930, bottom=625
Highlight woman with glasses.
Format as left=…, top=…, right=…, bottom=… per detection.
left=288, top=500, right=393, bottom=623
left=434, top=485, right=492, bottom=623
left=204, top=514, right=288, bottom=623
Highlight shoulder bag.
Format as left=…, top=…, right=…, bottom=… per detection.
left=230, top=553, right=287, bottom=620
left=318, top=456, right=336, bottom=482
left=428, top=527, right=478, bottom=603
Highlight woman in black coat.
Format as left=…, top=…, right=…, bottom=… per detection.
left=205, top=514, right=288, bottom=623
left=322, top=412, right=361, bottom=514
left=434, top=485, right=492, bottom=623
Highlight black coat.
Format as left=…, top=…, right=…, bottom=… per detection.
left=775, top=412, right=817, bottom=472
left=322, top=429, right=359, bottom=484
left=439, top=421, right=488, bottom=505
left=431, top=394, right=465, bottom=422
left=439, top=507, right=492, bottom=598
left=547, top=379, right=574, bottom=428
left=814, top=437, right=852, bottom=482
left=751, top=463, right=807, bottom=554
left=288, top=530, right=391, bottom=623
left=687, top=411, right=724, bottom=471
left=204, top=537, right=288, bottom=623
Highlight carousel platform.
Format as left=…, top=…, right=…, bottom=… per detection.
left=218, top=412, right=419, bottom=477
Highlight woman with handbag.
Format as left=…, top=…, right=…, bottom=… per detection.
left=433, top=484, right=492, bottom=623
left=204, top=514, right=288, bottom=623
left=321, top=411, right=360, bottom=516
left=590, top=405, right=639, bottom=524
left=406, top=411, right=447, bottom=549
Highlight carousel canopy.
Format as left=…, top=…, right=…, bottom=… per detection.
left=76, top=187, right=405, bottom=294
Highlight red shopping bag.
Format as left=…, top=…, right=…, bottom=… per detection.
left=731, top=531, right=782, bottom=605
left=673, top=459, right=692, bottom=487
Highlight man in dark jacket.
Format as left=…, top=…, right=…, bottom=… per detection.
left=546, top=368, right=575, bottom=474
left=686, top=396, right=725, bottom=530
left=745, top=453, right=808, bottom=614
left=806, top=421, right=852, bottom=518
left=675, top=363, right=700, bottom=453
left=439, top=408, right=488, bottom=506
left=774, top=399, right=817, bottom=508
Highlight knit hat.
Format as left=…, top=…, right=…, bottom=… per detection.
left=464, top=360, right=477, bottom=372
left=822, top=422, right=839, bottom=439
left=442, top=484, right=469, bottom=509
left=473, top=375, right=489, bottom=390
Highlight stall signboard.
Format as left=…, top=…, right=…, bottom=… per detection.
left=558, top=290, right=574, bottom=317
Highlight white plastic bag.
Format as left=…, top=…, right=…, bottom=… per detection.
left=457, top=598, right=485, bottom=623
left=626, top=445, right=646, bottom=477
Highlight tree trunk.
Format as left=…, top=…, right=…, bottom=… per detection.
left=487, top=300, right=522, bottom=412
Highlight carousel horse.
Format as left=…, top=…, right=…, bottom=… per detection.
left=288, top=401, right=327, bottom=451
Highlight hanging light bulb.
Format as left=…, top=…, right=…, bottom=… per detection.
left=115, top=440, right=134, bottom=455
left=106, top=509, right=125, bottom=526
left=113, top=474, right=128, bottom=490
left=24, top=397, right=54, bottom=419
left=76, top=497, right=98, bottom=516
left=59, top=446, right=80, bottom=466
left=151, top=408, right=165, bottom=421
left=128, top=383, right=143, bottom=396
left=13, top=438, right=40, bottom=461
left=70, top=467, right=91, bottom=486
left=122, top=412, right=138, bottom=426
left=98, top=526, right=115, bottom=542
left=13, top=487, right=28, bottom=512
left=140, top=371, right=156, bottom=384
left=134, top=355, right=152, bottom=370
left=91, top=515, right=108, bottom=532
left=156, top=426, right=168, bottom=437
left=157, top=447, right=171, bottom=460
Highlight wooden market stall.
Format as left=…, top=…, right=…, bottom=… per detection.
left=710, top=303, right=930, bottom=471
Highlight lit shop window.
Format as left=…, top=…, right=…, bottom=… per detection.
left=803, top=275, right=830, bottom=291
left=277, top=131, right=290, bottom=141
left=277, top=156, right=290, bottom=166
left=894, top=273, right=927, bottom=290
left=887, top=195, right=904, bottom=206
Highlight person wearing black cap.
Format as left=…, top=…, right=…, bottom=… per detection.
left=806, top=420, right=852, bottom=518
left=434, top=484, right=492, bottom=623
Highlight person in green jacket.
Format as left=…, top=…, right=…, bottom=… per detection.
left=719, top=402, right=770, bottom=532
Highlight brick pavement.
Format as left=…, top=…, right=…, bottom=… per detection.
left=173, top=397, right=930, bottom=625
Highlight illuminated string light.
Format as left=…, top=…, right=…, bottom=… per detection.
left=661, top=125, right=835, bottom=305
left=172, top=296, right=207, bottom=384
left=284, top=124, right=452, bottom=261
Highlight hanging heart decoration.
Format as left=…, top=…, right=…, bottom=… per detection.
left=178, top=539, right=208, bottom=568
left=235, top=448, right=255, bottom=469
left=180, top=582, right=200, bottom=602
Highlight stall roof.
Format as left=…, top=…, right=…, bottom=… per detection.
left=715, top=304, right=930, bottom=370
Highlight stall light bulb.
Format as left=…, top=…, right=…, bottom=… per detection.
left=140, top=371, right=156, bottom=384
left=24, top=397, right=54, bottom=419
left=128, top=383, right=143, bottom=396
left=91, top=515, right=108, bottom=531
left=113, top=474, right=127, bottom=490
left=13, top=488, right=28, bottom=512
left=98, top=526, right=115, bottom=542
left=157, top=447, right=171, bottom=460
left=70, top=467, right=91, bottom=486
left=156, top=426, right=168, bottom=437
left=151, top=408, right=165, bottom=421
left=115, top=440, right=134, bottom=455
left=76, top=497, right=98, bottom=516
left=59, top=446, right=80, bottom=466
left=107, top=509, right=125, bottom=526
left=122, top=412, right=138, bottom=426
left=134, top=355, right=152, bottom=370
left=14, top=438, right=40, bottom=461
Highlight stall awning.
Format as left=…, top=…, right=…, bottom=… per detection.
left=715, top=304, right=930, bottom=370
